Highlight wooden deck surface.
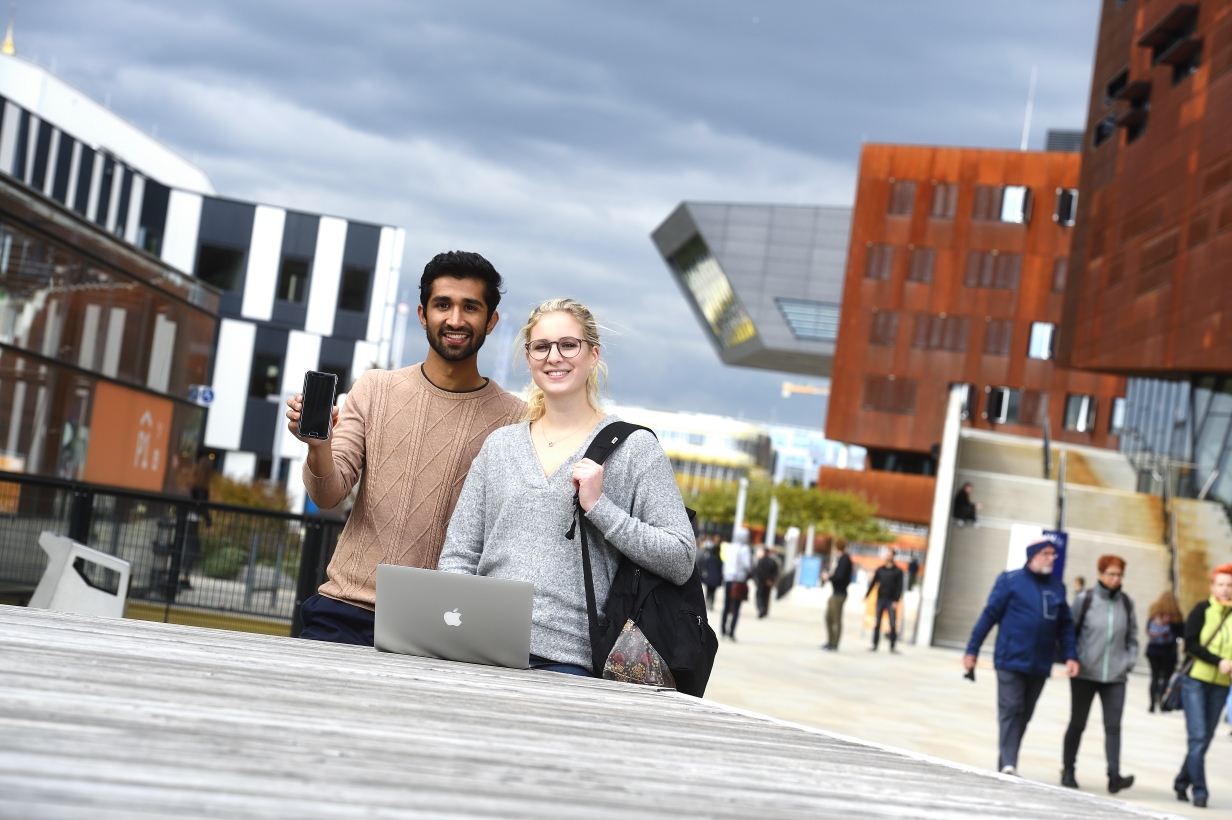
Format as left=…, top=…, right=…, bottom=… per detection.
left=0, top=606, right=1178, bottom=819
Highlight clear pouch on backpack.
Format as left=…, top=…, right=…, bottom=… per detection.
left=602, top=619, right=676, bottom=689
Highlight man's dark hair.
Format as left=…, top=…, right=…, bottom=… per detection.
left=420, top=251, right=503, bottom=317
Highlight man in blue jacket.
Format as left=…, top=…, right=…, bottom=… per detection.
left=963, top=540, right=1079, bottom=776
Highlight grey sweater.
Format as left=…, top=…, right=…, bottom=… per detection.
left=437, top=417, right=696, bottom=670
left=1073, top=584, right=1138, bottom=683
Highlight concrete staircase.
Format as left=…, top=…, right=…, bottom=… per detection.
left=1173, top=497, right=1232, bottom=613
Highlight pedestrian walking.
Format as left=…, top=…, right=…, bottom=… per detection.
left=702, top=540, right=723, bottom=611
left=963, top=540, right=1079, bottom=776
left=953, top=482, right=981, bottom=527
left=721, top=531, right=752, bottom=641
left=1074, top=576, right=1086, bottom=595
left=820, top=542, right=852, bottom=651
left=1061, top=555, right=1137, bottom=794
left=907, top=555, right=920, bottom=591
left=753, top=546, right=781, bottom=619
left=1173, top=564, right=1232, bottom=808
left=1145, top=590, right=1184, bottom=713
left=865, top=550, right=904, bottom=653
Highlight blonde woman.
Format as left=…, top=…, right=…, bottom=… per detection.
left=438, top=298, right=695, bottom=675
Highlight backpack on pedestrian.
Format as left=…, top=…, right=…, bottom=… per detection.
left=565, top=422, right=720, bottom=697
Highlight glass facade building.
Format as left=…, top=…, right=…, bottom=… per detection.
left=0, top=172, right=216, bottom=494
left=652, top=203, right=851, bottom=377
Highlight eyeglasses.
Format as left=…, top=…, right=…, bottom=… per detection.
left=526, top=337, right=584, bottom=360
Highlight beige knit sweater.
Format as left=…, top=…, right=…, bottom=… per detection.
left=304, top=364, right=524, bottom=610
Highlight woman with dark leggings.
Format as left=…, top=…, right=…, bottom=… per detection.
left=1146, top=590, right=1183, bottom=712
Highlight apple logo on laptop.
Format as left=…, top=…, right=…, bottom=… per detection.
left=443, top=608, right=462, bottom=626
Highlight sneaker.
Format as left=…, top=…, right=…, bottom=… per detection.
left=1176, top=786, right=1190, bottom=803
left=820, top=644, right=836, bottom=651
left=1061, top=769, right=1078, bottom=789
left=1195, top=796, right=1207, bottom=808
left=1108, top=774, right=1134, bottom=794
left=1000, top=765, right=1017, bottom=776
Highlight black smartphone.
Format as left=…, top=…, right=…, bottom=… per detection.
left=298, top=371, right=338, bottom=440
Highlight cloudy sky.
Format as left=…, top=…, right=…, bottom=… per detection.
left=22, top=1, right=1099, bottom=428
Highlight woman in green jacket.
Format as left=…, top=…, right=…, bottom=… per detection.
left=1174, top=563, right=1232, bottom=808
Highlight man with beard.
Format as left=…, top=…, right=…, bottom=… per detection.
left=286, top=251, right=525, bottom=645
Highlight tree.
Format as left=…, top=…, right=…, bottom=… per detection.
left=690, top=479, right=892, bottom=544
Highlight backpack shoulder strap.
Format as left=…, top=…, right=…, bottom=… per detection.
left=581, top=421, right=655, bottom=465
left=1074, top=589, right=1095, bottom=637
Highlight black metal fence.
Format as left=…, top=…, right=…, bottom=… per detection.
left=0, top=471, right=344, bottom=636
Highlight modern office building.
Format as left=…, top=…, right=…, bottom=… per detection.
left=0, top=53, right=405, bottom=509
left=0, top=169, right=216, bottom=494
left=1057, top=0, right=1232, bottom=506
left=825, top=144, right=1127, bottom=479
left=651, top=203, right=851, bottom=377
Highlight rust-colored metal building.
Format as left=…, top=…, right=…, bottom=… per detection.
left=826, top=144, right=1127, bottom=477
left=1059, top=0, right=1232, bottom=374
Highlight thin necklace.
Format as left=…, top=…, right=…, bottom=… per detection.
left=538, top=412, right=597, bottom=447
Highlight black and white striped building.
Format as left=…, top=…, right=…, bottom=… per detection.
left=0, top=53, right=405, bottom=511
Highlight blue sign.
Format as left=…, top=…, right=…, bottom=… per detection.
left=1042, top=529, right=1068, bottom=583
left=798, top=555, right=822, bottom=588
left=188, top=385, right=215, bottom=407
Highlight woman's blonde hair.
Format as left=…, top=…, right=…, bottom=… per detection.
left=518, top=298, right=607, bottom=422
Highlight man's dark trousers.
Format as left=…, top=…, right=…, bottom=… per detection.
left=997, top=670, right=1048, bottom=770
left=871, top=599, right=897, bottom=649
left=756, top=583, right=773, bottom=618
left=298, top=593, right=374, bottom=646
left=1063, top=679, right=1126, bottom=776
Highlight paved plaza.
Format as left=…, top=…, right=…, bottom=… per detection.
left=704, top=586, right=1230, bottom=820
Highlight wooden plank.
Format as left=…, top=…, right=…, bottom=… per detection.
left=0, top=606, right=1176, bottom=819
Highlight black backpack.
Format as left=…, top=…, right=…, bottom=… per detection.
left=564, top=422, right=719, bottom=697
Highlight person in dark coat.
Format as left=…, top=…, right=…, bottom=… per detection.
left=701, top=541, right=723, bottom=611
left=821, top=542, right=852, bottom=651
left=865, top=551, right=904, bottom=652
left=963, top=540, right=1079, bottom=776
left=953, top=483, right=981, bottom=527
left=1145, top=589, right=1183, bottom=713
left=907, top=556, right=920, bottom=591
left=753, top=547, right=781, bottom=619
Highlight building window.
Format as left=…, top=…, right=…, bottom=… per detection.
left=276, top=258, right=310, bottom=303
left=1000, top=186, right=1032, bottom=223
left=869, top=311, right=899, bottom=346
left=1054, top=189, right=1078, bottom=226
left=963, top=251, right=1021, bottom=289
left=775, top=298, right=840, bottom=341
left=1051, top=258, right=1068, bottom=293
left=1027, top=322, right=1056, bottom=360
left=907, top=247, right=935, bottom=283
left=972, top=186, right=1002, bottom=221
left=950, top=382, right=976, bottom=420
left=337, top=264, right=371, bottom=313
left=1064, top=394, right=1097, bottom=433
left=862, top=376, right=917, bottom=415
left=887, top=180, right=916, bottom=216
left=1109, top=397, right=1127, bottom=433
left=912, top=314, right=969, bottom=352
left=1093, top=114, right=1117, bottom=148
left=1104, top=69, right=1129, bottom=106
left=864, top=243, right=894, bottom=280
left=985, top=386, right=1021, bottom=424
left=669, top=236, right=756, bottom=349
left=1018, top=390, right=1050, bottom=426
left=984, top=319, right=1014, bottom=356
left=249, top=354, right=282, bottom=399
left=195, top=244, right=246, bottom=292
left=930, top=183, right=958, bottom=219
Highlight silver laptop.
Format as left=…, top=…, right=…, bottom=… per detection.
left=374, top=564, right=534, bottom=669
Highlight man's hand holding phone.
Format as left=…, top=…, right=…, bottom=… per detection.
left=285, top=393, right=339, bottom=448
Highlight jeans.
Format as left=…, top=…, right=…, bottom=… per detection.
left=1175, top=675, right=1230, bottom=801
left=722, top=582, right=743, bottom=637
left=996, top=670, right=1048, bottom=770
left=825, top=593, right=846, bottom=648
left=1147, top=651, right=1176, bottom=710
left=871, top=599, right=897, bottom=649
left=1063, top=679, right=1126, bottom=776
left=529, top=654, right=590, bottom=676
left=755, top=583, right=773, bottom=618
left=297, top=593, right=374, bottom=646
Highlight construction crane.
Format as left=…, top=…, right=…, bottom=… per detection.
left=781, top=382, right=830, bottom=399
